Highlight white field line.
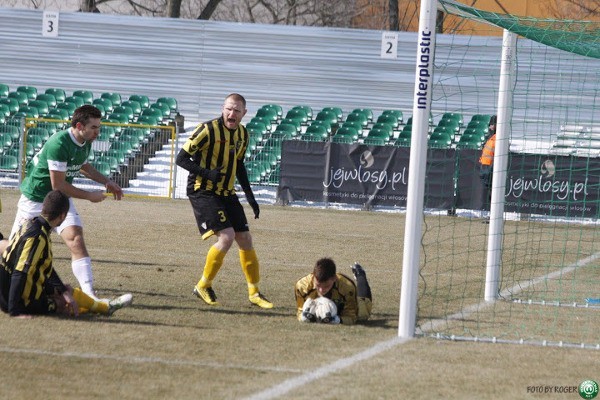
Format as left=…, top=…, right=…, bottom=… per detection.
left=244, top=251, right=600, bottom=400
left=0, top=347, right=302, bottom=373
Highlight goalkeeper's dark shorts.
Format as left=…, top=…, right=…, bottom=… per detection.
left=188, top=190, right=249, bottom=240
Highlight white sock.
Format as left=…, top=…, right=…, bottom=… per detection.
left=72, top=257, right=95, bottom=298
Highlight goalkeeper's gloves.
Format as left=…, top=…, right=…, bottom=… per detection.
left=300, top=298, right=317, bottom=323
left=318, top=313, right=341, bottom=324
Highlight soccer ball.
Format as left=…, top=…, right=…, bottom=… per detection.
left=314, top=296, right=337, bottom=322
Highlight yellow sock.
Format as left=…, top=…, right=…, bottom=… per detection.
left=240, top=248, right=260, bottom=296
left=197, top=246, right=226, bottom=289
left=73, top=288, right=109, bottom=315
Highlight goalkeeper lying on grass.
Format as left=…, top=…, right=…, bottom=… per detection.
left=294, top=257, right=372, bottom=325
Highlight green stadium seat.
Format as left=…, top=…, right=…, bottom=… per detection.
left=436, top=118, right=460, bottom=135
left=128, top=94, right=150, bottom=109
left=95, top=155, right=119, bottom=173
left=0, top=154, right=18, bottom=170
left=101, top=92, right=122, bottom=107
left=0, top=132, right=13, bottom=148
left=16, top=86, right=38, bottom=100
left=366, top=127, right=391, bottom=141
left=136, top=115, right=160, bottom=126
left=314, top=110, right=338, bottom=130
left=254, top=149, right=279, bottom=167
left=308, top=120, right=333, bottom=136
left=45, top=88, right=66, bottom=103
left=363, top=137, right=386, bottom=146
left=441, top=112, right=464, bottom=127
left=271, top=125, right=295, bottom=141
left=249, top=116, right=272, bottom=131
left=112, top=106, right=135, bottom=122
left=335, top=126, right=359, bottom=141
left=106, top=113, right=129, bottom=124
left=35, top=93, right=56, bottom=108
left=121, top=127, right=146, bottom=143
left=90, top=160, right=111, bottom=176
left=465, top=119, right=489, bottom=133
left=139, top=108, right=163, bottom=124
left=470, top=114, right=492, bottom=124
left=93, top=104, right=106, bottom=118
left=156, top=97, right=178, bottom=112
left=64, top=96, right=84, bottom=108
left=72, top=90, right=94, bottom=105
left=0, top=115, right=5, bottom=125
left=303, top=124, right=328, bottom=141
left=246, top=121, right=268, bottom=140
left=27, top=134, right=44, bottom=151
left=56, top=102, right=76, bottom=117
left=106, top=148, right=128, bottom=165
left=340, top=120, right=364, bottom=134
left=36, top=121, right=59, bottom=136
left=351, top=108, right=373, bottom=122
left=27, top=127, right=50, bottom=142
left=93, top=98, right=114, bottom=113
left=47, top=107, right=70, bottom=121
left=370, top=122, right=393, bottom=137
left=277, top=119, right=302, bottom=135
left=345, top=112, right=369, bottom=129
left=121, top=100, right=142, bottom=116
left=332, top=135, right=354, bottom=144
left=0, top=104, right=10, bottom=119
left=394, top=125, right=412, bottom=147
left=376, top=114, right=399, bottom=129
left=321, top=107, right=343, bottom=121
left=8, top=91, right=29, bottom=106
left=381, top=109, right=403, bottom=123
left=456, top=134, right=483, bottom=149
left=290, top=105, right=313, bottom=120
left=18, top=105, right=39, bottom=118
left=260, top=104, right=283, bottom=119
left=428, top=131, right=452, bottom=148
left=255, top=107, right=278, bottom=124
left=0, top=98, right=19, bottom=114
left=245, top=160, right=267, bottom=183
left=110, top=140, right=134, bottom=156
left=0, top=83, right=9, bottom=97
left=28, top=100, right=49, bottom=116
left=150, top=102, right=171, bottom=118
left=285, top=109, right=308, bottom=124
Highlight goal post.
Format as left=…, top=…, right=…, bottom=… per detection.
left=399, top=0, right=600, bottom=348
left=398, top=0, right=439, bottom=339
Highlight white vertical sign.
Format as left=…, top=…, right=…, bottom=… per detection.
left=42, top=11, right=59, bottom=37
left=380, top=32, right=398, bottom=59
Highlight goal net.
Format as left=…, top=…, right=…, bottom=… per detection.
left=410, top=0, right=600, bottom=349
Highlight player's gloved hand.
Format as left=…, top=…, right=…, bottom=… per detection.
left=300, top=298, right=317, bottom=323
left=244, top=190, right=260, bottom=219
left=319, top=313, right=341, bottom=324
left=201, top=166, right=224, bottom=183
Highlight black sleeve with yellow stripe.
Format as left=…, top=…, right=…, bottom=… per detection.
left=177, top=117, right=249, bottom=196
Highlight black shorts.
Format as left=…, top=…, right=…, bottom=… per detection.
left=188, top=190, right=249, bottom=239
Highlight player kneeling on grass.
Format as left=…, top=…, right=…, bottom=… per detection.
left=295, top=257, right=372, bottom=325
left=0, top=190, right=132, bottom=318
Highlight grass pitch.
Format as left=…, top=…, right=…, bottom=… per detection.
left=0, top=188, right=596, bottom=400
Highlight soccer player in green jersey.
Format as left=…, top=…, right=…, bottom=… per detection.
left=10, top=105, right=126, bottom=301
left=176, top=93, right=273, bottom=309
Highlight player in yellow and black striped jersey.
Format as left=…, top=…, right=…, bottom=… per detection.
left=0, top=190, right=132, bottom=317
left=175, top=93, right=273, bottom=309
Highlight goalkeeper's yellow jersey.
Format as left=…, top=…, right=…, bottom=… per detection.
left=295, top=273, right=361, bottom=325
